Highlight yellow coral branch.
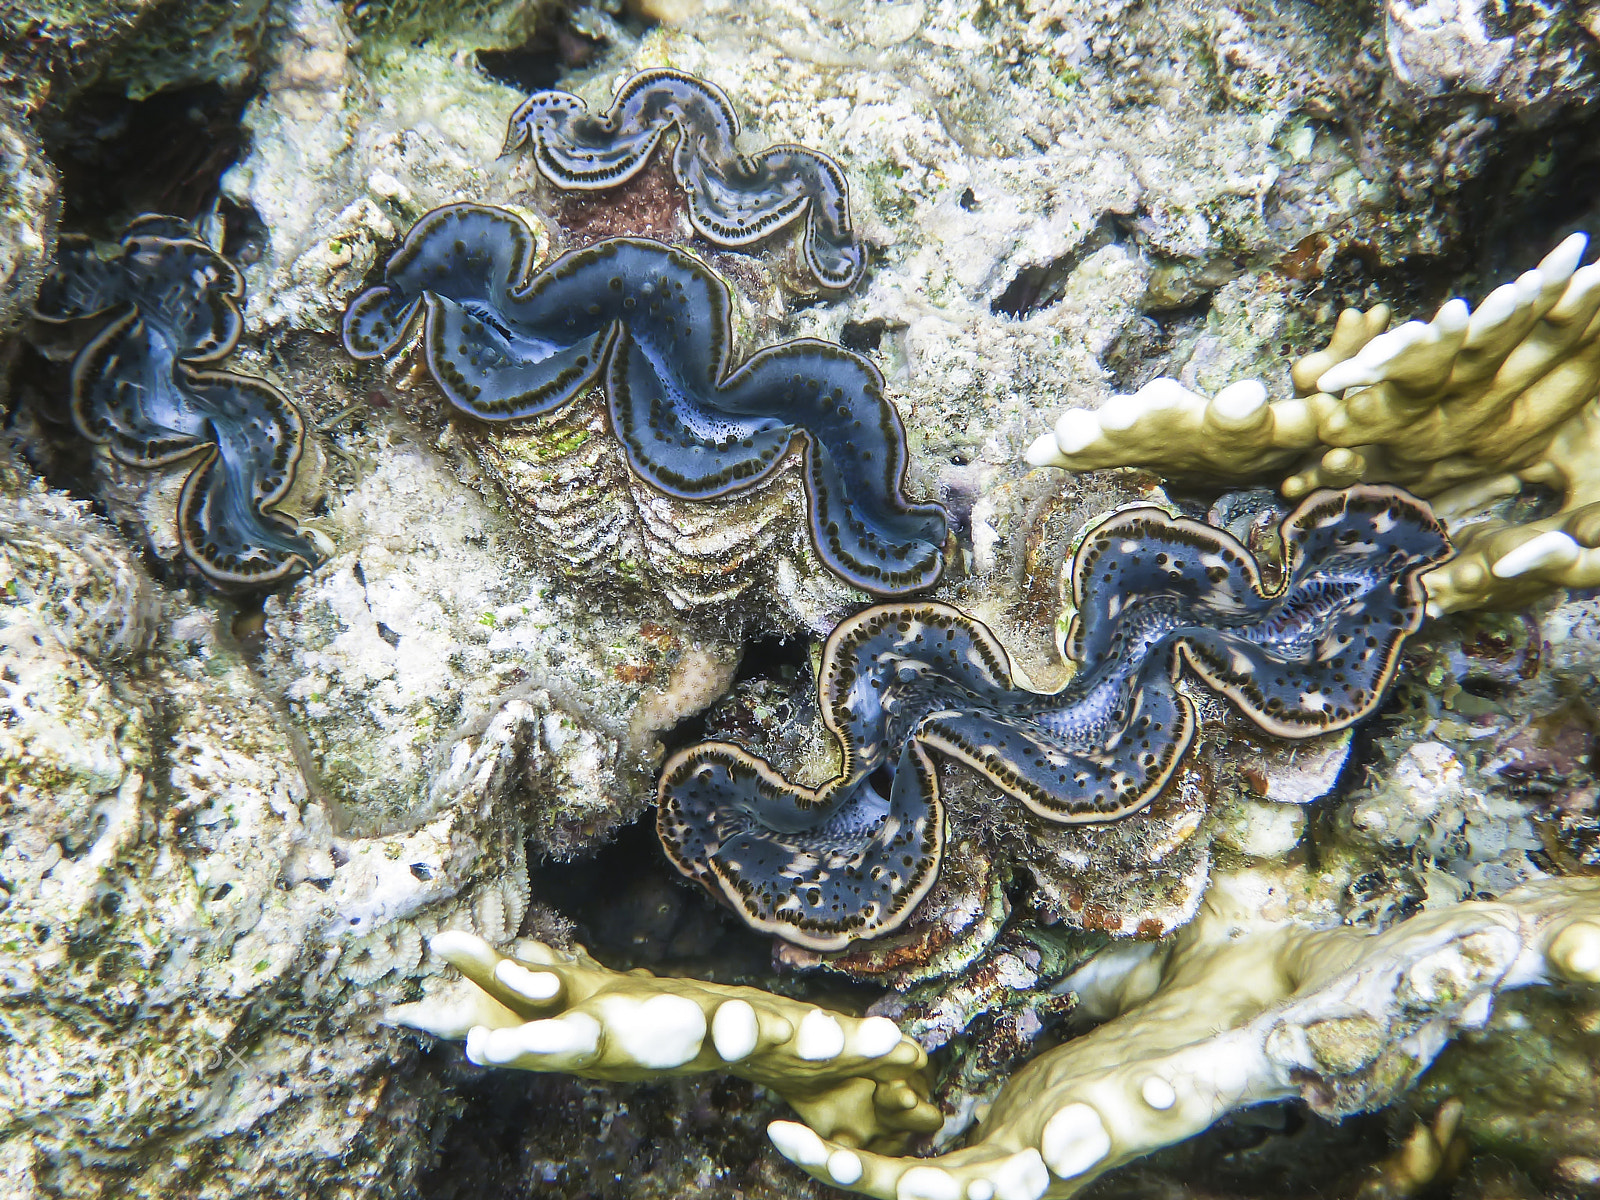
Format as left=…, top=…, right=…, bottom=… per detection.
left=387, top=931, right=941, bottom=1151
left=770, top=877, right=1600, bottom=1199
left=392, top=883, right=1600, bottom=1200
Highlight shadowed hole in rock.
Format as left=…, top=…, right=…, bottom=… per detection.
left=476, top=40, right=578, bottom=92
left=728, top=633, right=811, bottom=699
left=990, top=213, right=1127, bottom=318
left=473, top=9, right=620, bottom=93
left=1074, top=1103, right=1397, bottom=1199
left=39, top=83, right=250, bottom=232
left=1101, top=293, right=1212, bottom=393
left=414, top=1062, right=805, bottom=1200
left=530, top=816, right=773, bottom=977
left=840, top=318, right=888, bottom=354
left=527, top=639, right=877, bottom=987
left=217, top=195, right=270, bottom=265
left=230, top=595, right=270, bottom=661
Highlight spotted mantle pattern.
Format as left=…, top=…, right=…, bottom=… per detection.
left=504, top=68, right=864, bottom=290
left=32, top=215, right=319, bottom=586
left=342, top=203, right=946, bottom=596
left=658, top=487, right=1452, bottom=949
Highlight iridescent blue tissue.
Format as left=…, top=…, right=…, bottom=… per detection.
left=33, top=215, right=319, bottom=586
left=342, top=202, right=946, bottom=596
left=503, top=68, right=864, bottom=290
left=658, top=487, right=1452, bottom=949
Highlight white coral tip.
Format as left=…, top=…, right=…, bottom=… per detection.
left=385, top=997, right=486, bottom=1039
left=494, top=960, right=561, bottom=1002
left=988, top=1149, right=1051, bottom=1200
left=1368, top=320, right=1430, bottom=362
left=1490, top=530, right=1582, bottom=579
left=1549, top=920, right=1600, bottom=982
left=795, top=1008, right=847, bottom=1060
left=1317, top=322, right=1422, bottom=391
left=1209, top=379, right=1268, bottom=422
left=854, top=1015, right=903, bottom=1058
left=466, top=1012, right=601, bottom=1065
left=1432, top=297, right=1469, bottom=334
left=604, top=994, right=706, bottom=1068
left=1569, top=262, right=1600, bottom=305
left=463, top=1024, right=493, bottom=1063
left=898, top=1166, right=963, bottom=1200
left=1024, top=431, right=1070, bottom=467
left=1040, top=1102, right=1112, bottom=1179
left=1515, top=268, right=1545, bottom=304
left=1095, top=394, right=1145, bottom=433
left=1051, top=408, right=1104, bottom=454
left=828, top=1149, right=864, bottom=1186
left=1314, top=359, right=1369, bottom=394
left=1467, top=282, right=1520, bottom=337
left=1540, top=231, right=1588, bottom=283
left=768, top=1120, right=830, bottom=1167
left=1141, top=1075, right=1178, bottom=1110
left=1099, top=378, right=1189, bottom=431
left=711, top=999, right=760, bottom=1062
left=429, top=929, right=494, bottom=965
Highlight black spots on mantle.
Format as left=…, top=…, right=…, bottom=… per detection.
left=656, top=486, right=1449, bottom=949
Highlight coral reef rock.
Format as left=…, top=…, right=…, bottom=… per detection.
left=257, top=429, right=740, bottom=850
left=9, top=0, right=1600, bottom=1193
left=0, top=451, right=457, bottom=1195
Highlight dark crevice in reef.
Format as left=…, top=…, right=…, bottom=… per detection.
left=415, top=1051, right=815, bottom=1200
left=38, top=82, right=252, bottom=234
left=529, top=814, right=779, bottom=981
left=216, top=195, right=271, bottom=266
left=1464, top=118, right=1600, bottom=287
left=1078, top=1103, right=1397, bottom=1200
left=1448, top=104, right=1600, bottom=274
left=472, top=7, right=626, bottom=93
left=1101, top=293, right=1212, bottom=393
left=1300, top=105, right=1600, bottom=326
left=638, top=633, right=810, bottom=763
left=646, top=632, right=811, bottom=758
left=990, top=212, right=1129, bottom=318
left=4, top=347, right=162, bottom=582
left=527, top=807, right=883, bottom=1006
left=734, top=632, right=811, bottom=688
left=476, top=33, right=593, bottom=93
left=839, top=317, right=888, bottom=354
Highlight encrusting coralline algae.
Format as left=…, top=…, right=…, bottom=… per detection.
left=7, top=0, right=1600, bottom=1197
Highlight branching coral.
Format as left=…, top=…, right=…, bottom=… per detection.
left=768, top=876, right=1600, bottom=1200
left=342, top=202, right=947, bottom=596
left=504, top=68, right=864, bottom=290
left=1026, top=232, right=1600, bottom=612
left=30, top=215, right=323, bottom=586
left=389, top=930, right=942, bottom=1152
left=393, top=881, right=1600, bottom=1200
left=658, top=487, right=1448, bottom=950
